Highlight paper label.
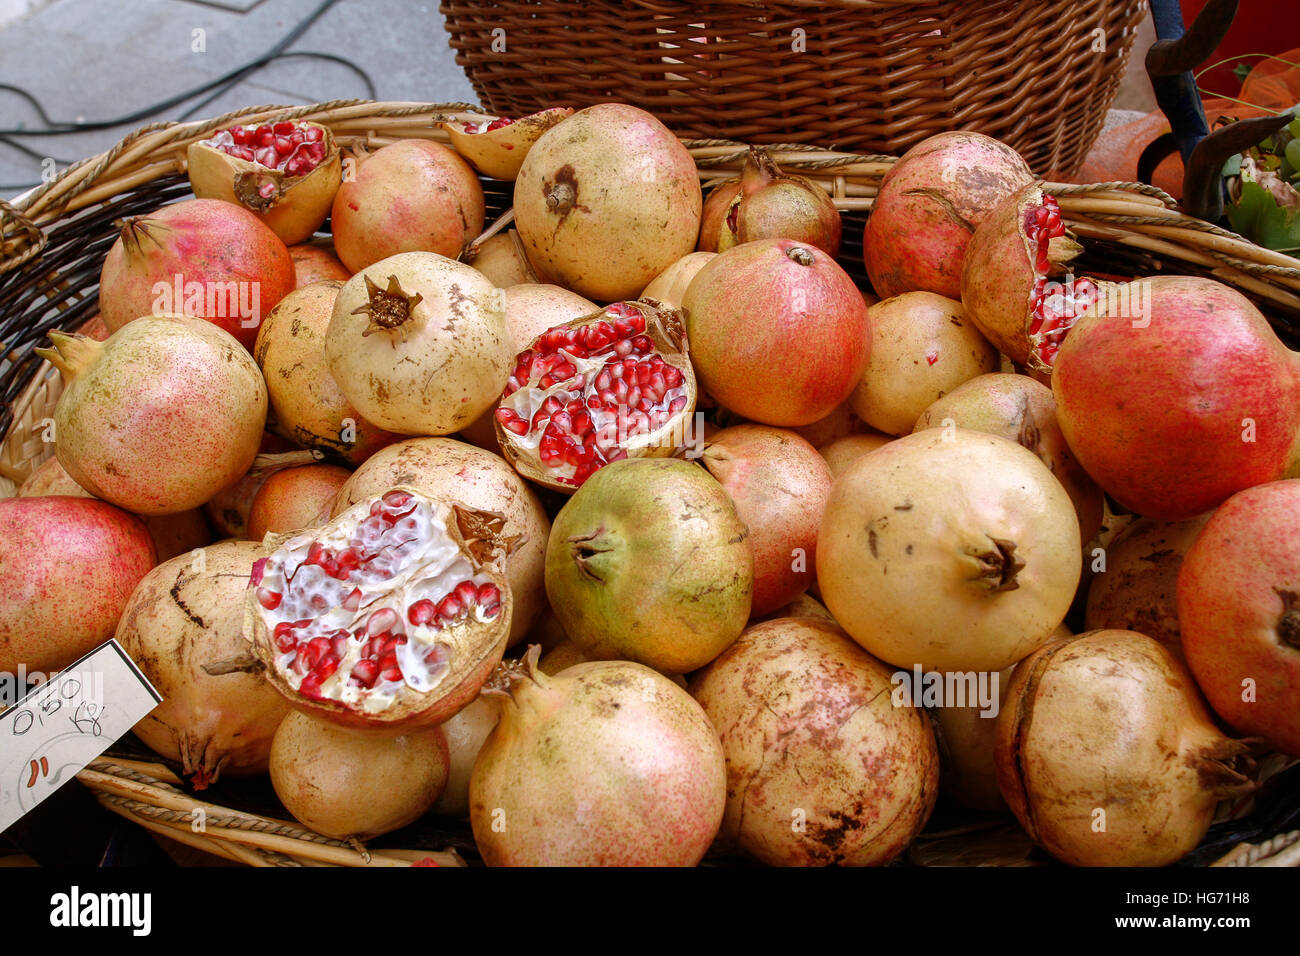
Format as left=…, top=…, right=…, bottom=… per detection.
left=0, top=640, right=161, bottom=833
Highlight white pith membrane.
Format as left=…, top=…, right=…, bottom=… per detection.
left=494, top=303, right=693, bottom=488
left=1023, top=194, right=1098, bottom=370
left=462, top=117, right=512, bottom=133
left=249, top=490, right=504, bottom=715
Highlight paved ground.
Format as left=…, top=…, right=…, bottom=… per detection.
left=0, top=0, right=477, bottom=190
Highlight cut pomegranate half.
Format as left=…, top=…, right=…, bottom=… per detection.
left=440, top=107, right=574, bottom=180
left=245, top=487, right=514, bottom=732
left=493, top=299, right=698, bottom=492
left=187, top=119, right=342, bottom=245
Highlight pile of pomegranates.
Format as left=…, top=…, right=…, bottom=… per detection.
left=4, top=105, right=1296, bottom=869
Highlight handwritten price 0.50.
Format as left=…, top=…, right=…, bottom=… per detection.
left=9, top=679, right=103, bottom=737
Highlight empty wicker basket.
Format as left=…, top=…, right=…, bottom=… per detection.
left=440, top=0, right=1149, bottom=176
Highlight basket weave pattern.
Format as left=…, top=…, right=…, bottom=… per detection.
left=1, top=100, right=1299, bottom=865
left=440, top=0, right=1148, bottom=176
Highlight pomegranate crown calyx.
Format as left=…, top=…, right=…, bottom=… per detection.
left=480, top=644, right=550, bottom=701
left=354, top=274, right=423, bottom=340
left=34, top=331, right=105, bottom=383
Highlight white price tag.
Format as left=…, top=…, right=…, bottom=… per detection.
left=0, top=640, right=161, bottom=833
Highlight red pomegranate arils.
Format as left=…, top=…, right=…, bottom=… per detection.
left=204, top=121, right=329, bottom=176
left=248, top=490, right=512, bottom=716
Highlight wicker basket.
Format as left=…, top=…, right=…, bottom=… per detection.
left=2, top=99, right=1300, bottom=866
left=440, top=0, right=1149, bottom=177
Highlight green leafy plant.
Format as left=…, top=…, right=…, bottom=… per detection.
left=1224, top=109, right=1300, bottom=256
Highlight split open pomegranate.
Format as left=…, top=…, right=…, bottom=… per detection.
left=187, top=120, right=341, bottom=244
left=962, top=184, right=1104, bottom=373
left=440, top=107, right=573, bottom=180
left=245, top=487, right=514, bottom=732
left=493, top=299, right=697, bottom=491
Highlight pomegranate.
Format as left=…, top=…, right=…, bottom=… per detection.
left=464, top=231, right=534, bottom=287
left=1084, top=514, right=1211, bottom=662
left=247, top=464, right=352, bottom=541
left=187, top=119, right=341, bottom=245
left=254, top=281, right=400, bottom=464
left=270, top=710, right=448, bottom=840
left=819, top=432, right=891, bottom=478
left=470, top=648, right=726, bottom=866
left=995, top=629, right=1255, bottom=866
left=36, top=318, right=267, bottom=515
left=116, top=540, right=291, bottom=787
left=97, top=198, right=294, bottom=351
left=789, top=399, right=868, bottom=449
left=700, top=425, right=833, bottom=615
left=0, top=497, right=156, bottom=675
left=536, top=639, right=590, bottom=675
left=962, top=183, right=1103, bottom=371
left=690, top=618, right=938, bottom=865
left=864, top=131, right=1033, bottom=299
left=78, top=313, right=110, bottom=340
left=704, top=147, right=841, bottom=256
left=545, top=458, right=752, bottom=674
left=18, top=456, right=210, bottom=562
left=440, top=107, right=573, bottom=180
left=933, top=664, right=1018, bottom=812
left=1053, top=276, right=1300, bottom=520
left=494, top=300, right=697, bottom=491
left=245, top=488, right=514, bottom=732
left=639, top=251, right=717, bottom=310
left=441, top=278, right=598, bottom=456
left=1179, top=480, right=1300, bottom=755
left=914, top=373, right=1105, bottom=547
left=818, top=429, right=1081, bottom=671
left=326, top=253, right=513, bottom=436
left=289, top=240, right=350, bottom=287
left=204, top=450, right=321, bottom=540
left=331, top=140, right=485, bottom=272
left=764, top=592, right=838, bottom=626
left=430, top=696, right=499, bottom=817
left=682, top=239, right=870, bottom=426
left=849, top=292, right=998, bottom=436
left=500, top=283, right=599, bottom=354
left=514, top=103, right=702, bottom=302
left=698, top=178, right=741, bottom=253
left=330, top=437, right=551, bottom=646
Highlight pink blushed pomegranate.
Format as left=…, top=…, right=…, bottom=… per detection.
left=290, top=241, right=351, bottom=287
left=1053, top=276, right=1300, bottom=520
left=682, top=239, right=870, bottom=427
left=514, top=104, right=702, bottom=302
left=18, top=455, right=210, bottom=562
left=116, top=540, right=291, bottom=788
left=97, top=198, right=295, bottom=352
left=0, top=497, right=156, bottom=675
left=700, top=425, right=833, bottom=615
left=690, top=618, right=938, bottom=865
left=187, top=120, right=341, bottom=245
left=470, top=648, right=726, bottom=866
left=245, top=488, right=514, bottom=732
left=995, top=630, right=1255, bottom=866
left=1178, top=480, right=1300, bottom=754
left=864, top=132, right=1033, bottom=299
left=37, top=317, right=267, bottom=516
left=494, top=300, right=697, bottom=491
left=330, top=140, right=485, bottom=272
left=247, top=464, right=352, bottom=541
